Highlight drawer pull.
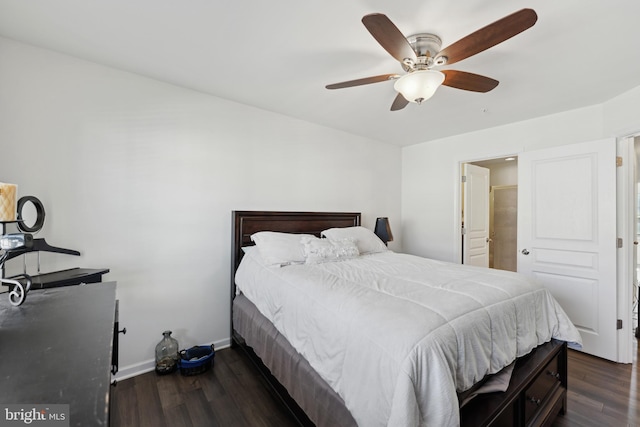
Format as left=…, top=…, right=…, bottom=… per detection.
left=546, top=370, right=561, bottom=380
left=527, top=396, right=542, bottom=406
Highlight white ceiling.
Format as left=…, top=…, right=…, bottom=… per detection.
left=1, top=0, right=639, bottom=147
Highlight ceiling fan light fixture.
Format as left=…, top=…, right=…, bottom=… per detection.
left=394, top=70, right=445, bottom=104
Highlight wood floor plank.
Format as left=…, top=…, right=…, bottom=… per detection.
left=199, top=354, right=255, bottom=426
left=564, top=389, right=603, bottom=412
left=182, top=388, right=219, bottom=427
left=206, top=386, right=250, bottom=426
left=111, top=378, right=140, bottom=427
left=133, top=373, right=168, bottom=427
left=156, top=372, right=185, bottom=410
left=162, top=403, right=193, bottom=427
left=551, top=345, right=639, bottom=427
left=216, top=351, right=293, bottom=426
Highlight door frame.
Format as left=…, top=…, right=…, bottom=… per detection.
left=616, top=136, right=636, bottom=364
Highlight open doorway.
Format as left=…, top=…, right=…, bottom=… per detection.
left=461, top=156, right=518, bottom=272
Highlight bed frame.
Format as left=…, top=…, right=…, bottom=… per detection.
left=230, top=210, right=568, bottom=427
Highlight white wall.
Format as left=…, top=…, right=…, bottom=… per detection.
left=402, top=84, right=640, bottom=263
left=486, top=161, right=517, bottom=187
left=401, top=105, right=605, bottom=261
left=0, top=37, right=402, bottom=377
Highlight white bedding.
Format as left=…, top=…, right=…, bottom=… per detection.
left=235, top=249, right=582, bottom=427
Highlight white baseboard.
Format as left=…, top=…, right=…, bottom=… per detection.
left=113, top=337, right=232, bottom=381
left=113, top=359, right=155, bottom=381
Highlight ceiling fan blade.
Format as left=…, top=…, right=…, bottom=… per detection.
left=436, top=8, right=537, bottom=65
left=362, top=13, right=417, bottom=64
left=326, top=74, right=399, bottom=90
left=441, top=70, right=499, bottom=92
left=390, top=93, right=409, bottom=111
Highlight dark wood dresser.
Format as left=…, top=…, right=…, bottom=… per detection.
left=0, top=282, right=117, bottom=427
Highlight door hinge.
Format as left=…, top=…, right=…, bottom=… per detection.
left=617, top=319, right=623, bottom=330
left=616, top=156, right=623, bottom=167
left=461, top=226, right=466, bottom=235
left=461, top=175, right=467, bottom=183
left=617, top=237, right=623, bottom=248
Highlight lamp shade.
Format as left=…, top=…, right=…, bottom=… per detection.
left=0, top=183, right=17, bottom=221
left=374, top=217, right=393, bottom=245
left=393, top=70, right=445, bottom=104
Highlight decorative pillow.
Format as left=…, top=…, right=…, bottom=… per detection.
left=301, top=236, right=360, bottom=264
left=250, top=231, right=314, bottom=266
left=321, top=226, right=388, bottom=254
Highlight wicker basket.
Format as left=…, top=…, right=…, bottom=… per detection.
left=178, top=344, right=215, bottom=376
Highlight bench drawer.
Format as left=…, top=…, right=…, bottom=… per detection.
left=524, top=351, right=562, bottom=423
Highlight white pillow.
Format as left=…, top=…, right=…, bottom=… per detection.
left=321, top=226, right=388, bottom=254
left=301, top=236, right=360, bottom=264
left=250, top=231, right=314, bottom=266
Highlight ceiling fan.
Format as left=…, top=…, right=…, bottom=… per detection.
left=326, top=9, right=537, bottom=111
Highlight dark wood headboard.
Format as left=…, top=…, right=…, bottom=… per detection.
left=231, top=210, right=361, bottom=273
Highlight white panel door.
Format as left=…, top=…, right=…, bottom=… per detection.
left=518, top=138, right=617, bottom=361
left=463, top=164, right=490, bottom=267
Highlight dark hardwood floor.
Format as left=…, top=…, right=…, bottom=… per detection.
left=111, top=347, right=298, bottom=427
left=111, top=343, right=640, bottom=427
left=552, top=344, right=639, bottom=427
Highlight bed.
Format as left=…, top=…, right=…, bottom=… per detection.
left=230, top=210, right=581, bottom=427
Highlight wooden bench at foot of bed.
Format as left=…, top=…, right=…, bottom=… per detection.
left=460, top=339, right=567, bottom=427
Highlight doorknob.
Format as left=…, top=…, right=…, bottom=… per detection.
left=521, top=249, right=530, bottom=255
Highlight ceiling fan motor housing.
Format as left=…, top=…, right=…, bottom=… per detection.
left=404, top=33, right=447, bottom=71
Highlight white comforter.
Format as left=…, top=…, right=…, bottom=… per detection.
left=235, top=250, right=582, bottom=427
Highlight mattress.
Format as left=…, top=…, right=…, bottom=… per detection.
left=235, top=249, right=582, bottom=427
